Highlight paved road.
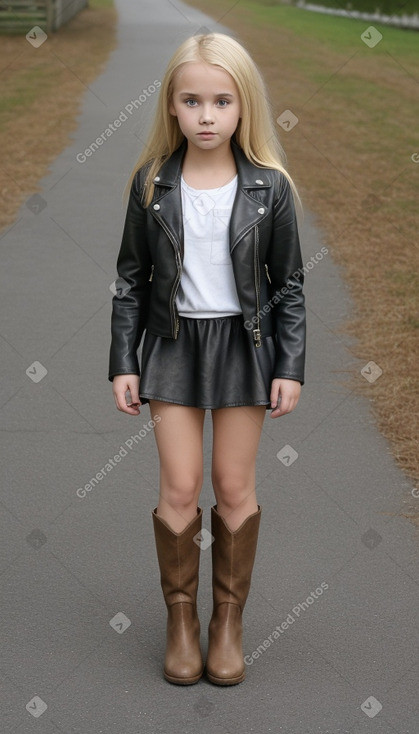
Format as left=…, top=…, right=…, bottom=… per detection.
left=1, top=1, right=418, bottom=732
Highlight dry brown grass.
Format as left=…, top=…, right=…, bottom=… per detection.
left=186, top=1, right=419, bottom=514
left=0, top=1, right=117, bottom=232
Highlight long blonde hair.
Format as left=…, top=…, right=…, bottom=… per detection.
left=124, top=32, right=300, bottom=208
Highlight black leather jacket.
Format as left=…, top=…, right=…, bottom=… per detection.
left=109, top=139, right=306, bottom=384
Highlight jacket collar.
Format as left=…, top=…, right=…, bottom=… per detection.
left=150, top=137, right=272, bottom=254
left=154, top=137, right=272, bottom=190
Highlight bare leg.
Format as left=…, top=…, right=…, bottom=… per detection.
left=150, top=399, right=205, bottom=684
left=150, top=400, right=205, bottom=533
left=211, top=405, right=266, bottom=530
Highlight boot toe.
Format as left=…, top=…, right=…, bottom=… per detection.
left=164, top=665, right=203, bottom=685
left=205, top=665, right=245, bottom=686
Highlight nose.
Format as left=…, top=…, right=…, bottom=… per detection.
left=199, top=104, right=214, bottom=124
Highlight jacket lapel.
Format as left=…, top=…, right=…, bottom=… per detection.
left=149, top=137, right=272, bottom=255
left=229, top=140, right=271, bottom=252
left=149, top=141, right=187, bottom=255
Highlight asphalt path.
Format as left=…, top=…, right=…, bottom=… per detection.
left=1, top=1, right=418, bottom=732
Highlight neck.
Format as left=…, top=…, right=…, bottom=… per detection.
left=183, top=138, right=235, bottom=172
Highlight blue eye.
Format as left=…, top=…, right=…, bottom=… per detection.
left=183, top=98, right=230, bottom=107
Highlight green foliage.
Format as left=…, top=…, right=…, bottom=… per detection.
left=243, top=0, right=419, bottom=53
left=299, top=0, right=419, bottom=16
left=258, top=0, right=419, bottom=15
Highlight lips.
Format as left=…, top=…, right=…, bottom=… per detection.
left=198, top=132, right=216, bottom=137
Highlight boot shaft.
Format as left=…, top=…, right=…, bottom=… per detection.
left=210, top=505, right=261, bottom=610
left=152, top=508, right=202, bottom=607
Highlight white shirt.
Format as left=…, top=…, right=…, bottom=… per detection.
left=175, top=175, right=242, bottom=318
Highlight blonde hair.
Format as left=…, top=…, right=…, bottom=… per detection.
left=124, top=32, right=300, bottom=209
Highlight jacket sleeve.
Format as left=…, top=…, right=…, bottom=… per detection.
left=108, top=170, right=152, bottom=382
left=267, top=172, right=306, bottom=385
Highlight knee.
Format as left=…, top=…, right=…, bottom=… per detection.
left=211, top=472, right=251, bottom=506
left=160, top=475, right=202, bottom=510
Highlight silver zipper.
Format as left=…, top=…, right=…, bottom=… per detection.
left=152, top=212, right=181, bottom=339
left=265, top=263, right=271, bottom=284
left=231, top=220, right=261, bottom=255
left=149, top=264, right=154, bottom=282
left=253, top=226, right=261, bottom=348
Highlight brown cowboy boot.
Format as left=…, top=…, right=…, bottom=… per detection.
left=206, top=504, right=261, bottom=685
left=152, top=507, right=204, bottom=684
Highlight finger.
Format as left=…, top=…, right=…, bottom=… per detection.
left=114, top=389, right=140, bottom=415
left=119, top=403, right=141, bottom=415
left=279, top=400, right=292, bottom=415
left=127, top=382, right=141, bottom=407
left=270, top=396, right=296, bottom=418
left=270, top=386, right=280, bottom=409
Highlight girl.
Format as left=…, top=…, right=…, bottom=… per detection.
left=109, top=32, right=306, bottom=686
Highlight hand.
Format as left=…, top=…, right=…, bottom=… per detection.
left=112, top=374, right=141, bottom=415
left=270, top=378, right=301, bottom=419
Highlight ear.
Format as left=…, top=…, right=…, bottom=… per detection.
left=169, top=100, right=177, bottom=116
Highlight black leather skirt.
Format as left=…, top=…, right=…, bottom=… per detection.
left=139, top=315, right=277, bottom=410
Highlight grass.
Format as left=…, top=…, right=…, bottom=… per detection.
left=186, top=0, right=419, bottom=517
left=0, top=66, right=58, bottom=124
left=283, top=0, right=419, bottom=15
left=233, top=0, right=419, bottom=50
left=0, top=0, right=117, bottom=232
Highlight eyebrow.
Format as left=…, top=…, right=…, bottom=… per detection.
left=178, top=92, right=234, bottom=98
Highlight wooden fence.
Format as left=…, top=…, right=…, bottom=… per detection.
left=0, top=0, right=88, bottom=34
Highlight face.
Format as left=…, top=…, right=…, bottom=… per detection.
left=169, top=62, right=241, bottom=151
